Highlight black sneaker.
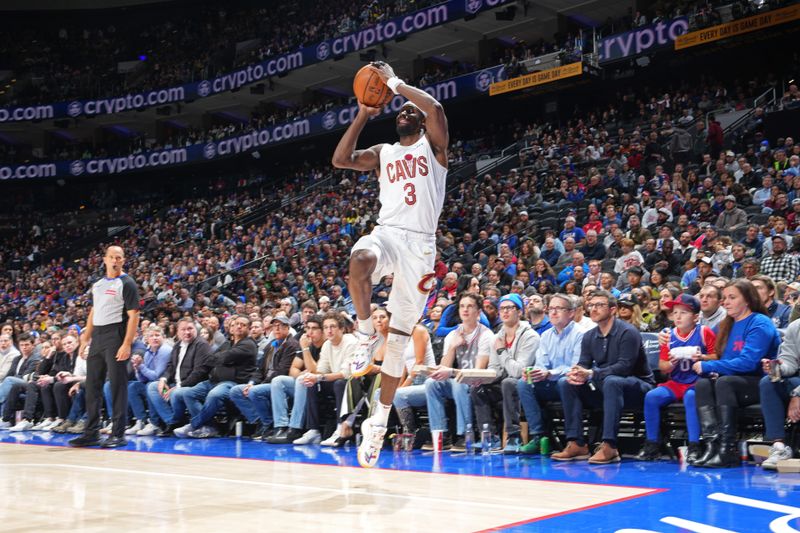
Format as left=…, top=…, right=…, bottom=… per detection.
left=266, top=427, right=304, bottom=444
left=101, top=436, right=128, bottom=448
left=251, top=423, right=272, bottom=441
left=450, top=437, right=467, bottom=452
left=686, top=442, right=703, bottom=465
left=635, top=440, right=661, bottom=461
left=68, top=434, right=102, bottom=447
left=156, top=423, right=181, bottom=437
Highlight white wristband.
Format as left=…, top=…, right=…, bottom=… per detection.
left=386, top=77, right=404, bottom=94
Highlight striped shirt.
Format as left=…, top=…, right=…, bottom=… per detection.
left=91, top=273, right=140, bottom=326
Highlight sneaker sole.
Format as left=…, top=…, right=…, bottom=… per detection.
left=588, top=456, right=621, bottom=464
left=350, top=363, right=375, bottom=378
left=749, top=444, right=772, bottom=458
left=552, top=454, right=590, bottom=461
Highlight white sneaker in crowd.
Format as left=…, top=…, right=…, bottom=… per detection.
left=136, top=423, right=160, bottom=436
left=320, top=430, right=340, bottom=447
left=31, top=418, right=55, bottom=431
left=42, top=418, right=63, bottom=431
left=173, top=423, right=193, bottom=438
left=9, top=420, right=34, bottom=432
left=762, top=442, right=793, bottom=470
left=125, top=420, right=145, bottom=435
left=293, top=429, right=321, bottom=445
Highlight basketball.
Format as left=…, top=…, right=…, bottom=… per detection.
left=353, top=65, right=393, bottom=108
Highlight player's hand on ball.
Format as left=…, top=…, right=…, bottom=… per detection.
left=358, top=103, right=381, bottom=117
left=370, top=61, right=396, bottom=82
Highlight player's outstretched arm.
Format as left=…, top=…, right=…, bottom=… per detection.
left=331, top=104, right=385, bottom=172
left=371, top=61, right=449, bottom=161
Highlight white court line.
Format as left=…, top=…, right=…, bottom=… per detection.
left=707, top=492, right=800, bottom=515
left=3, top=463, right=539, bottom=512
left=660, top=517, right=737, bottom=533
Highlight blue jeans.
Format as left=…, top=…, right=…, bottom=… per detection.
left=643, top=386, right=699, bottom=443
left=760, top=375, right=800, bottom=440
left=271, top=375, right=309, bottom=430
left=517, top=378, right=563, bottom=436
left=68, top=388, right=86, bottom=422
left=559, top=375, right=653, bottom=445
left=185, top=380, right=236, bottom=429
left=0, top=376, right=26, bottom=419
left=103, top=381, right=114, bottom=418
left=128, top=381, right=150, bottom=422
left=270, top=375, right=300, bottom=428
left=145, top=381, right=191, bottom=426
left=230, top=383, right=273, bottom=425
left=424, top=377, right=472, bottom=436
left=394, top=384, right=427, bottom=410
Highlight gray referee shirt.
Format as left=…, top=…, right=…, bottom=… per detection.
left=91, top=274, right=140, bottom=327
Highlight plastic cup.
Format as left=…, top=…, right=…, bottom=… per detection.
left=432, top=430, right=444, bottom=453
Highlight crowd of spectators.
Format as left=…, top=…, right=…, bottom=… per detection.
left=1, top=45, right=799, bottom=464
left=0, top=0, right=438, bottom=107
left=4, top=0, right=795, bottom=168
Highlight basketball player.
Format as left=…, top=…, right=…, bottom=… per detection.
left=332, top=61, right=448, bottom=468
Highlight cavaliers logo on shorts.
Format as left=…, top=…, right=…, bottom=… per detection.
left=417, top=273, right=437, bottom=295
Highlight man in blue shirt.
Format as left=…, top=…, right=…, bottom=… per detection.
left=559, top=216, right=586, bottom=245
left=515, top=294, right=584, bottom=454
left=751, top=275, right=791, bottom=329
left=525, top=294, right=553, bottom=335
left=125, top=325, right=171, bottom=435
left=552, top=290, right=654, bottom=464
left=556, top=252, right=588, bottom=285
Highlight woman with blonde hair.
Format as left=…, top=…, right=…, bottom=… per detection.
left=617, top=293, right=648, bottom=331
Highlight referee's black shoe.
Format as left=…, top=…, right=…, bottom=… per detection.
left=68, top=434, right=102, bottom=447
left=101, top=436, right=128, bottom=448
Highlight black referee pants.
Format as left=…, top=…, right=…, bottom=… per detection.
left=85, top=325, right=129, bottom=438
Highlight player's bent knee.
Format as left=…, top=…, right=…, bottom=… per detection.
left=382, top=333, right=410, bottom=378
left=349, top=249, right=377, bottom=271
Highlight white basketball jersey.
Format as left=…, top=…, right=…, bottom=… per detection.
left=377, top=135, right=447, bottom=235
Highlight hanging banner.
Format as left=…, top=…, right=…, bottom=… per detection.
left=488, top=62, right=582, bottom=96
left=674, top=4, right=800, bottom=50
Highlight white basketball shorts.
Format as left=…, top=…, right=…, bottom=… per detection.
left=351, top=225, right=437, bottom=334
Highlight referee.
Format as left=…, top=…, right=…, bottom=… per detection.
left=69, top=245, right=140, bottom=448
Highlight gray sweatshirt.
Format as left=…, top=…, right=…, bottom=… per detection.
left=489, top=321, right=541, bottom=379
left=777, top=319, right=800, bottom=396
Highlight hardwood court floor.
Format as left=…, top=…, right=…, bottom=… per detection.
left=2, top=433, right=798, bottom=532
left=0, top=442, right=657, bottom=532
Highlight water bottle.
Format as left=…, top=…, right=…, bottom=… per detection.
left=481, top=423, right=491, bottom=456
left=464, top=423, right=474, bottom=455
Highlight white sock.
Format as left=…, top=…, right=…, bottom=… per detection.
left=372, top=401, right=392, bottom=427
left=773, top=441, right=785, bottom=450
left=358, top=318, right=375, bottom=336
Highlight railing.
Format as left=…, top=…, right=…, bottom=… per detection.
left=723, top=87, right=777, bottom=136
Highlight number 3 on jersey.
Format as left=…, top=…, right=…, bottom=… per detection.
left=403, top=183, right=417, bottom=205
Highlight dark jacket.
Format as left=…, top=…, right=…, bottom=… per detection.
left=578, top=318, right=654, bottom=384
left=37, top=351, right=77, bottom=377
left=161, top=336, right=212, bottom=387
left=7, top=354, right=41, bottom=380
left=209, top=337, right=257, bottom=384
left=251, top=336, right=301, bottom=385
